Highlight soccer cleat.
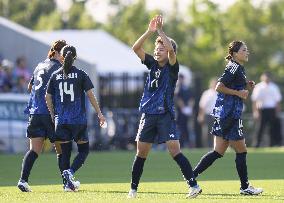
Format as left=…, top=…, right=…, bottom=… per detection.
left=240, top=185, right=263, bottom=195
left=64, top=180, right=80, bottom=192
left=63, top=169, right=76, bottom=191
left=186, top=185, right=202, bottom=198
left=127, top=189, right=137, bottom=198
left=17, top=180, right=32, bottom=192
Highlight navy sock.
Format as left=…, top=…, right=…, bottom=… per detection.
left=20, top=150, right=38, bottom=182
left=131, top=156, right=146, bottom=190
left=57, top=154, right=63, bottom=174
left=70, top=142, right=89, bottom=174
left=173, top=153, right=197, bottom=187
left=57, top=154, right=65, bottom=184
left=235, top=152, right=249, bottom=189
left=60, top=142, right=72, bottom=171
left=193, top=151, right=222, bottom=178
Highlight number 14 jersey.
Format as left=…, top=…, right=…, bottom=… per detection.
left=47, top=66, right=94, bottom=125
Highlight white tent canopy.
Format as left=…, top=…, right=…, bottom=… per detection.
left=35, top=30, right=146, bottom=74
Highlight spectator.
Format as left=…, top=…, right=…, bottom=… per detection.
left=13, top=56, right=31, bottom=85
left=11, top=76, right=28, bottom=93
left=0, top=59, right=13, bottom=92
left=251, top=72, right=282, bottom=147
left=197, top=77, right=218, bottom=147
left=175, top=74, right=194, bottom=148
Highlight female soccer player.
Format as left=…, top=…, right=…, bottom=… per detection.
left=193, top=40, right=263, bottom=195
left=45, top=45, right=106, bottom=191
left=18, top=40, right=67, bottom=192
left=128, top=15, right=201, bottom=199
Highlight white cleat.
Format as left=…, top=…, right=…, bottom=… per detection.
left=240, top=185, right=263, bottom=195
left=63, top=169, right=76, bottom=191
left=64, top=180, right=80, bottom=192
left=17, top=180, right=32, bottom=192
left=127, top=189, right=137, bottom=198
left=186, top=185, right=202, bottom=198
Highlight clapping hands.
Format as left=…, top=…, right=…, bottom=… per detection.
left=148, top=15, right=163, bottom=33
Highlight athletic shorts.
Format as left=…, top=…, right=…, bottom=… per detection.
left=55, top=124, right=88, bottom=142
left=26, top=114, right=55, bottom=143
left=136, top=112, right=180, bottom=144
left=211, top=117, right=244, bottom=141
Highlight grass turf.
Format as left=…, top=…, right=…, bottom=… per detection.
left=0, top=148, right=283, bottom=202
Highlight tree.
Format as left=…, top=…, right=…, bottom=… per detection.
left=0, top=0, right=55, bottom=29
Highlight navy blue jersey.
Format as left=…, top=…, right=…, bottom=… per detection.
left=211, top=60, right=247, bottom=119
left=26, top=59, right=61, bottom=115
left=46, top=66, right=94, bottom=125
left=139, top=54, right=179, bottom=117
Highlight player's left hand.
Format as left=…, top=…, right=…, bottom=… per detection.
left=156, top=15, right=163, bottom=30
left=247, top=80, right=255, bottom=90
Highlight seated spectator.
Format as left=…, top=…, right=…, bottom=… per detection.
left=13, top=56, right=31, bottom=85
left=12, top=76, right=28, bottom=93
left=0, top=59, right=13, bottom=92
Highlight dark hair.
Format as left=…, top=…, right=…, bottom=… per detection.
left=155, top=36, right=178, bottom=53
left=61, top=45, right=77, bottom=77
left=16, top=56, right=25, bottom=66
left=225, top=40, right=244, bottom=60
left=48, top=40, right=67, bottom=59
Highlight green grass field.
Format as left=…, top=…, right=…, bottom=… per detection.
left=0, top=148, right=283, bottom=202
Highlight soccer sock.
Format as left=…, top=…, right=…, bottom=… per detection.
left=60, top=142, right=72, bottom=171
left=70, top=142, right=89, bottom=174
left=57, top=154, right=65, bottom=184
left=173, top=153, right=197, bottom=187
left=193, top=151, right=222, bottom=178
left=131, top=156, right=146, bottom=190
left=57, top=154, right=63, bottom=174
left=20, top=150, right=38, bottom=182
left=235, top=152, right=249, bottom=189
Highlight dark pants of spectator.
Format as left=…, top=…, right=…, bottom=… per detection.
left=177, top=113, right=190, bottom=148
left=255, top=108, right=282, bottom=147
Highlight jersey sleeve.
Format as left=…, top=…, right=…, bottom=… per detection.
left=218, top=66, right=239, bottom=87
left=82, top=72, right=94, bottom=92
left=46, top=75, right=55, bottom=95
left=141, top=53, right=156, bottom=70
left=169, top=59, right=179, bottom=80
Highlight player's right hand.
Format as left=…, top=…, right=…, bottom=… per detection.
left=237, top=90, right=249, bottom=99
left=148, top=17, right=157, bottom=32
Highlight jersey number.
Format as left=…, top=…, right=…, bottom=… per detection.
left=59, top=82, right=74, bottom=102
left=35, top=70, right=45, bottom=90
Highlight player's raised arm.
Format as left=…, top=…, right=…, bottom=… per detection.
left=132, top=17, right=157, bottom=61
left=156, top=15, right=176, bottom=65
left=86, top=89, right=106, bottom=127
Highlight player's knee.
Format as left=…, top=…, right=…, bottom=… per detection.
left=168, top=147, right=181, bottom=157
left=77, top=142, right=89, bottom=158
left=136, top=151, right=147, bottom=158
left=30, top=145, right=43, bottom=154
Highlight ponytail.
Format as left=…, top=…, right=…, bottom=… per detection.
left=61, top=45, right=77, bottom=78
left=63, top=51, right=73, bottom=77
left=225, top=55, right=233, bottom=60
left=225, top=40, right=244, bottom=61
